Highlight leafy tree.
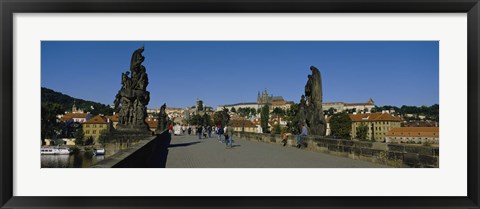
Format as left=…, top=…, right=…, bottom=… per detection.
left=41, top=87, right=114, bottom=116
left=188, top=114, right=203, bottom=125
left=356, top=123, right=369, bottom=141
left=329, top=112, right=352, bottom=139
left=285, top=103, right=300, bottom=134
left=97, top=129, right=109, bottom=145
left=41, top=102, right=65, bottom=143
left=324, top=107, right=336, bottom=116
left=74, top=125, right=85, bottom=146
left=272, top=123, right=281, bottom=134
left=271, top=107, right=285, bottom=117
left=203, top=113, right=213, bottom=126
left=213, top=109, right=230, bottom=127
left=85, top=136, right=95, bottom=145
left=250, top=108, right=257, bottom=116
left=230, top=107, right=236, bottom=113
left=260, top=104, right=270, bottom=133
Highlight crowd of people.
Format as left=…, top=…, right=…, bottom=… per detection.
left=167, top=123, right=308, bottom=149
left=168, top=124, right=236, bottom=148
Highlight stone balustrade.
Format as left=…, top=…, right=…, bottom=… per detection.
left=233, top=132, right=439, bottom=168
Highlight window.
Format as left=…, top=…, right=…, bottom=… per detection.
left=93, top=130, right=96, bottom=134
left=93, top=124, right=97, bottom=128
left=86, top=124, right=90, bottom=128
left=86, top=130, right=90, bottom=134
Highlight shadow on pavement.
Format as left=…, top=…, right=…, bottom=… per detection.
left=169, top=141, right=201, bottom=148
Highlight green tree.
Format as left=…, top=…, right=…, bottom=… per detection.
left=260, top=104, right=270, bottom=133
left=97, top=129, right=109, bottom=145
left=285, top=103, right=300, bottom=134
left=324, top=107, right=335, bottom=116
left=74, top=126, right=85, bottom=146
left=250, top=108, right=257, bottom=117
left=188, top=114, right=203, bottom=125
left=356, top=123, right=369, bottom=141
left=41, top=102, right=65, bottom=143
left=213, top=108, right=230, bottom=127
left=272, top=123, right=281, bottom=134
left=329, top=112, right=352, bottom=139
left=230, top=107, right=236, bottom=113
left=85, top=136, right=95, bottom=145
left=271, top=107, right=285, bottom=117
left=203, top=113, right=213, bottom=126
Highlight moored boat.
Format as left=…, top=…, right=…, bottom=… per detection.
left=41, top=146, right=71, bottom=155
left=93, top=148, right=105, bottom=155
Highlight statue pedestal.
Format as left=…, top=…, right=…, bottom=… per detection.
left=116, top=124, right=151, bottom=133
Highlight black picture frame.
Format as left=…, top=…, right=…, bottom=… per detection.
left=1, top=0, right=479, bottom=208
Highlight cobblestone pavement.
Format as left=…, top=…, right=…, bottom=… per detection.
left=165, top=133, right=390, bottom=168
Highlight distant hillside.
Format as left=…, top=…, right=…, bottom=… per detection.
left=41, top=87, right=115, bottom=115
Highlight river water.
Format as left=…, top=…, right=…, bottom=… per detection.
left=41, top=143, right=134, bottom=168
left=41, top=152, right=106, bottom=168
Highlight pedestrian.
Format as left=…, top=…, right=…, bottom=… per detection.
left=168, top=124, right=173, bottom=134
left=297, top=124, right=308, bottom=148
left=197, top=126, right=203, bottom=139
left=207, top=126, right=212, bottom=138
left=202, top=126, right=207, bottom=138
left=227, top=125, right=234, bottom=148
left=223, top=126, right=230, bottom=148
left=182, top=125, right=186, bottom=135
left=281, top=132, right=290, bottom=147
left=188, top=126, right=192, bottom=135
left=217, top=125, right=224, bottom=142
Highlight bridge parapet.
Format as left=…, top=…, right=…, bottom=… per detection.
left=233, top=132, right=438, bottom=168
left=91, top=131, right=171, bottom=168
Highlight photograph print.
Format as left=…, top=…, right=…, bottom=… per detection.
left=40, top=41, right=439, bottom=168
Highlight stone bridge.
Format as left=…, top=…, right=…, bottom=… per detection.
left=93, top=131, right=395, bottom=168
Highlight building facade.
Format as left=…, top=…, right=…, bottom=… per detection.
left=385, top=127, right=439, bottom=144
left=82, top=115, right=112, bottom=143
left=217, top=89, right=293, bottom=112
left=349, top=112, right=401, bottom=142
left=323, top=98, right=375, bottom=113
left=228, top=119, right=257, bottom=133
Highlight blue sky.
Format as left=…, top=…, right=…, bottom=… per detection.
left=41, top=41, right=439, bottom=109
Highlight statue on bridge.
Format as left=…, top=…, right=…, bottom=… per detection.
left=297, top=66, right=326, bottom=136
left=156, top=103, right=168, bottom=133
left=114, top=46, right=150, bottom=132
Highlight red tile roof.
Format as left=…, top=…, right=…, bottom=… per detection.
left=105, top=115, right=119, bottom=122
left=349, top=113, right=401, bottom=122
left=386, top=127, right=439, bottom=137
left=228, top=119, right=256, bottom=128
left=64, top=113, right=89, bottom=118
left=83, top=115, right=109, bottom=124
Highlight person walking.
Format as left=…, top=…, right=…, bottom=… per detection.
left=224, top=126, right=230, bottom=148
left=227, top=125, right=234, bottom=148
left=197, top=126, right=203, bottom=139
left=217, top=125, right=224, bottom=142
left=187, top=126, right=192, bottom=135
left=207, top=126, right=212, bottom=138
left=168, top=124, right=173, bottom=134
left=297, top=124, right=308, bottom=148
left=202, top=126, right=207, bottom=138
